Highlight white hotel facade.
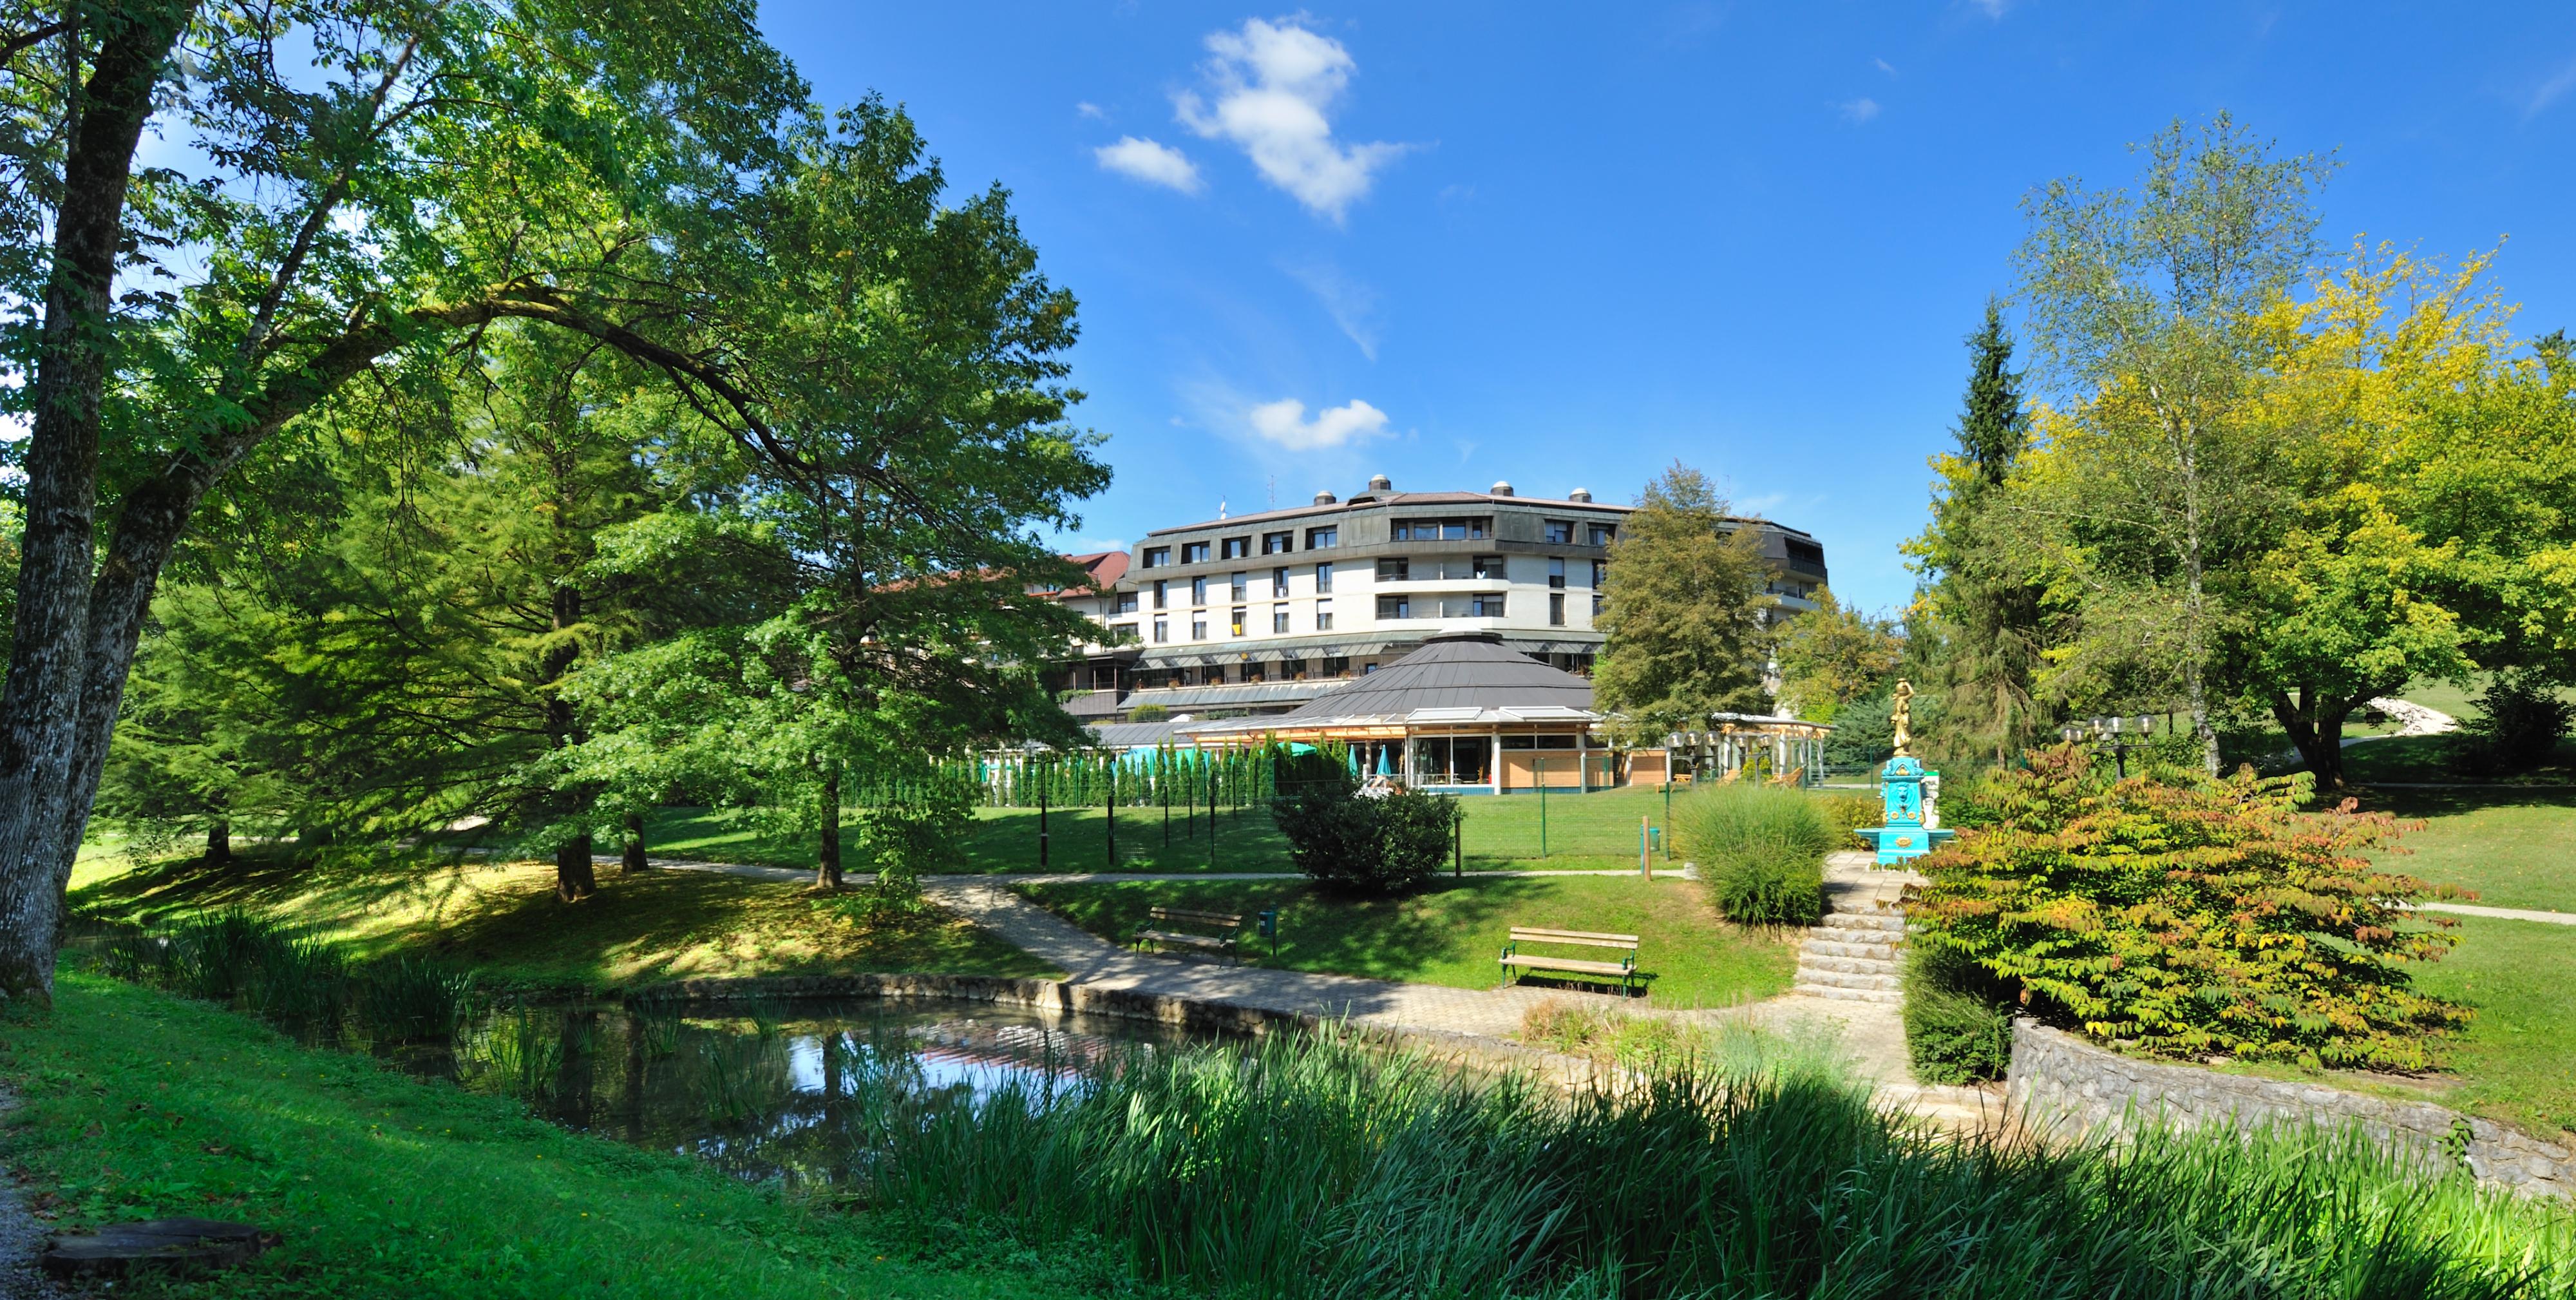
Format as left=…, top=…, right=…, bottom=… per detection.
left=1052, top=475, right=1829, bottom=724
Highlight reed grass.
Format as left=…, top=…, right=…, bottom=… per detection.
left=83, top=908, right=477, bottom=1043
left=864, top=1027, right=2576, bottom=1299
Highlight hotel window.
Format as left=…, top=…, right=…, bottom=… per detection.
left=1470, top=593, right=1508, bottom=617
left=1321, top=655, right=1350, bottom=677
left=1141, top=546, right=1170, bottom=568
left=1221, top=536, right=1251, bottom=560
left=1315, top=599, right=1334, bottom=630
left=1473, top=554, right=1504, bottom=580
left=1549, top=593, right=1566, bottom=626
left=1271, top=566, right=1289, bottom=598
left=1305, top=525, right=1338, bottom=549
left=1182, top=540, right=1209, bottom=564
left=1191, top=576, right=1209, bottom=606
left=1376, top=595, right=1413, bottom=620
left=1376, top=557, right=1410, bottom=581
left=1243, top=660, right=1266, bottom=683
left=1548, top=558, right=1566, bottom=589
left=1262, top=531, right=1294, bottom=555
left=1116, top=591, right=1139, bottom=615
left=1108, top=623, right=1135, bottom=642
left=1587, top=522, right=1616, bottom=546
left=1544, top=519, right=1574, bottom=544
left=1191, top=615, right=1208, bottom=639
left=1230, top=606, right=1247, bottom=637
left=1390, top=517, right=1490, bottom=541
left=1152, top=617, right=1168, bottom=644
left=1272, top=605, right=1290, bottom=634
left=1590, top=559, right=1607, bottom=587
left=1591, top=593, right=1605, bottom=618
left=1152, top=580, right=1168, bottom=610
left=1315, top=561, right=1333, bottom=593
left=1230, top=571, right=1248, bottom=601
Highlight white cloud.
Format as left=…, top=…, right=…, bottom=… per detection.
left=1077, top=101, right=1107, bottom=120
left=1245, top=397, right=1388, bottom=450
left=1282, top=259, right=1381, bottom=360
left=2530, top=55, right=2576, bottom=119
left=1874, top=57, right=1897, bottom=75
left=1174, top=17, right=1405, bottom=222
left=1841, top=97, right=1881, bottom=124
left=1094, top=136, right=1203, bottom=193
left=1967, top=0, right=2009, bottom=16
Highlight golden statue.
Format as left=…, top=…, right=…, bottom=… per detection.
left=1891, top=680, right=1914, bottom=758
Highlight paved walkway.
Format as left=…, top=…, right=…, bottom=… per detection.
left=2419, top=902, right=2576, bottom=926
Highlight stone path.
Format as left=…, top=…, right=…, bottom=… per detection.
left=2418, top=902, right=2576, bottom=926
left=1791, top=854, right=1920, bottom=1004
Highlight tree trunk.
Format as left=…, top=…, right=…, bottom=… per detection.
left=0, top=2, right=198, bottom=1005
left=2271, top=687, right=2358, bottom=792
left=205, top=820, right=231, bottom=865
left=621, top=812, right=648, bottom=873
left=817, top=761, right=843, bottom=891
left=556, top=836, right=597, bottom=902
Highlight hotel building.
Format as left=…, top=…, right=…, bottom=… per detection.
left=1053, top=475, right=1829, bottom=725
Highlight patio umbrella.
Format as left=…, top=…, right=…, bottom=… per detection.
left=1376, top=746, right=1393, bottom=776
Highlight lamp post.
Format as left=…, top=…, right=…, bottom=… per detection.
left=2061, top=713, right=2160, bottom=779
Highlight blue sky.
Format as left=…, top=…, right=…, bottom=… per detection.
left=760, top=2, right=2576, bottom=615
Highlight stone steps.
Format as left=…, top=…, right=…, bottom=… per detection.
left=1793, top=901, right=1909, bottom=1004
left=1803, top=938, right=1896, bottom=960
left=1790, top=982, right=1903, bottom=1004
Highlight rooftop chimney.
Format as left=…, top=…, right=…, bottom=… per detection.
left=1312, top=489, right=1337, bottom=505
left=1367, top=473, right=1392, bottom=492
left=1568, top=487, right=1594, bottom=503
left=1490, top=480, right=1514, bottom=497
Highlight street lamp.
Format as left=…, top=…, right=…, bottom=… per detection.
left=2063, top=713, right=2159, bottom=778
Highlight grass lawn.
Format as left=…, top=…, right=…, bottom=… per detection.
left=1013, top=875, right=1798, bottom=1009
left=640, top=783, right=1858, bottom=877
left=69, top=852, right=1056, bottom=993
left=2410, top=916, right=2576, bottom=1140
left=2361, top=787, right=2576, bottom=913
left=0, top=975, right=1110, bottom=1299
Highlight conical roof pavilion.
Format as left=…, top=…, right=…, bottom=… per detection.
left=1195, top=632, right=1596, bottom=733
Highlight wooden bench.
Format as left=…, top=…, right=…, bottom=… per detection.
left=1133, top=906, right=1244, bottom=963
left=1499, top=927, right=1641, bottom=996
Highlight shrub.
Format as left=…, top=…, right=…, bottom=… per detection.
left=1670, top=784, right=1831, bottom=925
left=1126, top=703, right=1171, bottom=722
left=1911, top=747, right=2474, bottom=1071
left=853, top=779, right=973, bottom=892
left=1269, top=772, right=1461, bottom=895
left=1810, top=791, right=1880, bottom=842
left=1901, top=943, right=2014, bottom=1084
left=2452, top=671, right=2573, bottom=774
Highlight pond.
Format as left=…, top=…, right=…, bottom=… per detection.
left=402, top=997, right=1222, bottom=1187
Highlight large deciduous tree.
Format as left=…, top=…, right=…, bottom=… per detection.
left=2011, top=113, right=2333, bottom=775
left=0, top=0, right=802, bottom=1002
left=1592, top=464, right=1774, bottom=741
left=1770, top=589, right=1902, bottom=723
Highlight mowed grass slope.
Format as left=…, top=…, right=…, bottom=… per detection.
left=2411, top=915, right=2576, bottom=1140
left=2364, top=789, right=2576, bottom=914
left=71, top=852, right=1055, bottom=993
left=1014, top=875, right=1798, bottom=1009
left=0, top=975, right=1106, bottom=1299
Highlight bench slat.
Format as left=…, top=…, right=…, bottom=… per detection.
left=1507, top=928, right=1637, bottom=950
left=1501, top=955, right=1633, bottom=977
left=1148, top=907, right=1244, bottom=926
left=1137, top=930, right=1235, bottom=949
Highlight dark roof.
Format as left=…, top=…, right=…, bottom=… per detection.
left=1146, top=490, right=1632, bottom=537
left=1268, top=633, right=1594, bottom=720
left=1037, top=550, right=1128, bottom=598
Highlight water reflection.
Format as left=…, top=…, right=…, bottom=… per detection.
left=415, top=999, right=1208, bottom=1187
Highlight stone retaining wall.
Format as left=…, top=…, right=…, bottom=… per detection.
left=2007, top=1019, right=2575, bottom=1201
left=623, top=972, right=1617, bottom=1090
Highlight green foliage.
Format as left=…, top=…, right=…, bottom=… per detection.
left=865, top=1021, right=2573, bottom=1299
left=1810, top=792, right=1882, bottom=842
left=1911, top=748, right=2474, bottom=1071
left=853, top=779, right=974, bottom=892
left=1771, top=590, right=1902, bottom=723
left=1126, top=703, right=1171, bottom=722
left=1669, top=785, right=1830, bottom=925
left=2453, top=671, right=2575, bottom=775
left=1821, top=692, right=1895, bottom=769
left=90, top=909, right=473, bottom=1043
left=1591, top=464, right=1774, bottom=740
left=1902, top=943, right=2016, bottom=1084
left=1269, top=775, right=1462, bottom=895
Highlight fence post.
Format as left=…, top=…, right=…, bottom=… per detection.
left=1208, top=761, right=1218, bottom=869
left=1663, top=778, right=1672, bottom=860
left=1106, top=763, right=1117, bottom=868
left=1162, top=751, right=1171, bottom=850
left=1037, top=760, right=1050, bottom=870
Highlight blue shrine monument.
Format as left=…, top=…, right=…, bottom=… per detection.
left=1852, top=681, right=1955, bottom=866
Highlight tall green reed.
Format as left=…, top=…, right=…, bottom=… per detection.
left=862, top=1026, right=2576, bottom=1300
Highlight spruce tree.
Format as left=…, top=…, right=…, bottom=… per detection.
left=1911, top=301, right=2050, bottom=764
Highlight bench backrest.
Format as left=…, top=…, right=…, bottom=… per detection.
left=1508, top=926, right=1638, bottom=951
left=1149, top=906, right=1244, bottom=929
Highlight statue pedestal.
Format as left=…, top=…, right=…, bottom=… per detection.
left=1852, top=755, right=1955, bottom=866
